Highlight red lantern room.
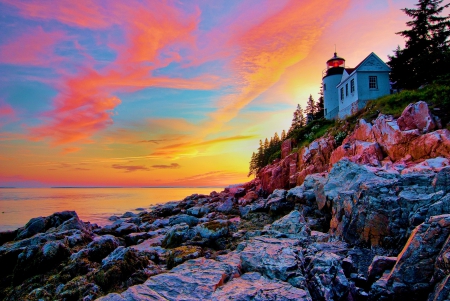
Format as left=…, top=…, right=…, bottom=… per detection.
left=323, top=52, right=345, bottom=78
left=326, top=52, right=345, bottom=69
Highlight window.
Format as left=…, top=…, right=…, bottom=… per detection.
left=324, top=83, right=326, bottom=91
left=340, top=87, right=344, bottom=101
left=350, top=79, right=355, bottom=93
left=345, top=83, right=348, bottom=96
left=369, top=76, right=378, bottom=89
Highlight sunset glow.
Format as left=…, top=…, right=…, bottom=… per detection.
left=0, top=0, right=411, bottom=187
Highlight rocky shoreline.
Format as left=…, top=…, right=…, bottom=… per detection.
left=1, top=101, right=450, bottom=301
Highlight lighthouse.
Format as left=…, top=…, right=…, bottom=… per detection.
left=323, top=52, right=345, bottom=119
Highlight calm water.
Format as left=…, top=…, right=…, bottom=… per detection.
left=0, top=187, right=222, bottom=231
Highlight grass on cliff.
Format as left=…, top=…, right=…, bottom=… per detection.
left=348, top=81, right=450, bottom=130
left=288, top=82, right=450, bottom=153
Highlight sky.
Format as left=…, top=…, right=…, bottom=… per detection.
left=0, top=0, right=413, bottom=188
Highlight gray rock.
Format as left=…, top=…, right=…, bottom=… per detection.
left=369, top=214, right=450, bottom=300
left=121, top=212, right=137, bottom=218
left=427, top=275, right=450, bottom=301
left=305, top=251, right=349, bottom=301
left=271, top=210, right=311, bottom=239
left=217, top=198, right=234, bottom=214
left=368, top=256, right=397, bottom=283
left=211, top=272, right=312, bottom=301
left=114, top=222, right=139, bottom=236
left=85, top=234, right=120, bottom=262
left=168, top=214, right=199, bottom=227
left=240, top=236, right=302, bottom=282
left=96, top=285, right=168, bottom=301
left=187, top=206, right=210, bottom=217
left=101, top=257, right=237, bottom=300
left=161, top=224, right=195, bottom=248
left=16, top=217, right=46, bottom=240
left=196, top=220, right=231, bottom=241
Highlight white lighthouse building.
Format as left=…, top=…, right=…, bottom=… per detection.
left=323, top=52, right=391, bottom=120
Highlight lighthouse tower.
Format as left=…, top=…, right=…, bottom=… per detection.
left=323, top=52, right=345, bottom=119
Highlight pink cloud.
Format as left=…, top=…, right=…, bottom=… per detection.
left=2, top=0, right=116, bottom=29
left=0, top=27, right=64, bottom=66
left=25, top=1, right=220, bottom=145
left=0, top=101, right=16, bottom=128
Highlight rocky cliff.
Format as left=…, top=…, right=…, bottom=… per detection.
left=0, top=101, right=449, bottom=301
left=257, top=101, right=449, bottom=193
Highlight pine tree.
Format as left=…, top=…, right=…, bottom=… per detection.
left=256, top=140, right=264, bottom=169
left=281, top=129, right=287, bottom=141
left=305, top=94, right=316, bottom=116
left=290, top=104, right=304, bottom=132
left=264, top=138, right=270, bottom=151
left=315, top=84, right=325, bottom=119
left=248, top=152, right=257, bottom=177
left=273, top=132, right=280, bottom=144
left=388, top=0, right=450, bottom=89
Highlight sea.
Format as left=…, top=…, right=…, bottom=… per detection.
left=0, top=187, right=223, bottom=232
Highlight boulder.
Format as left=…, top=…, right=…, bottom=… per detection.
left=397, top=101, right=436, bottom=133
left=15, top=217, right=46, bottom=240
left=305, top=251, right=349, bottom=301
left=265, top=190, right=294, bottom=213
left=85, top=235, right=120, bottom=262
left=367, top=256, right=397, bottom=283
left=187, top=206, right=210, bottom=217
left=94, top=246, right=158, bottom=291
left=167, top=245, right=203, bottom=268
left=168, top=214, right=199, bottom=227
left=161, top=224, right=196, bottom=248
left=114, top=222, right=139, bottom=236
left=240, top=236, right=303, bottom=282
left=216, top=198, right=234, bottom=214
left=211, top=272, right=312, bottom=301
left=100, top=257, right=238, bottom=301
left=270, top=210, right=310, bottom=239
left=196, top=220, right=231, bottom=241
left=121, top=212, right=137, bottom=218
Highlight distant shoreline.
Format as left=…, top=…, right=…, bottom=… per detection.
left=0, top=186, right=223, bottom=189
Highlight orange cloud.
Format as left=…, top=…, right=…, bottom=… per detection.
left=0, top=27, right=64, bottom=66
left=207, top=0, right=351, bottom=131
left=151, top=163, right=181, bottom=169
left=112, top=164, right=150, bottom=172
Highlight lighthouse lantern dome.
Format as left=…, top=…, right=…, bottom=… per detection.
left=326, top=52, right=345, bottom=69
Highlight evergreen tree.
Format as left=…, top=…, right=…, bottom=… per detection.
left=281, top=129, right=287, bottom=141
left=273, top=132, right=280, bottom=144
left=388, top=0, right=450, bottom=89
left=305, top=94, right=316, bottom=116
left=290, top=104, right=304, bottom=132
left=248, top=152, right=257, bottom=177
left=256, top=140, right=264, bottom=169
left=314, top=84, right=325, bottom=119
left=264, top=138, right=270, bottom=150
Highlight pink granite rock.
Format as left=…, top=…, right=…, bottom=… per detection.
left=397, top=101, right=436, bottom=133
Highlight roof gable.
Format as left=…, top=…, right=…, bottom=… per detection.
left=355, top=52, right=391, bottom=72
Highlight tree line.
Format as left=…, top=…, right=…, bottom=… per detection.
left=248, top=92, right=324, bottom=177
